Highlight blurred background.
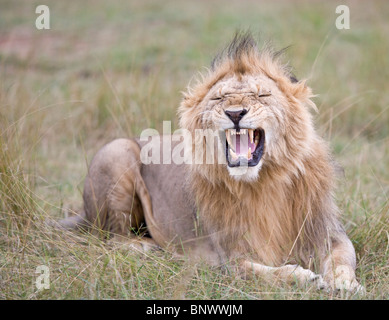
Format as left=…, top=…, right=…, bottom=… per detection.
left=0, top=0, right=388, bottom=299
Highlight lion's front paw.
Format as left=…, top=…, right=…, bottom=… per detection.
left=329, top=265, right=365, bottom=295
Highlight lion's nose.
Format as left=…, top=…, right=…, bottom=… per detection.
left=224, top=109, right=248, bottom=126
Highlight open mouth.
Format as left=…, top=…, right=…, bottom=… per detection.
left=224, top=128, right=265, bottom=167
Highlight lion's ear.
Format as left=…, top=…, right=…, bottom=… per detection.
left=291, top=80, right=318, bottom=112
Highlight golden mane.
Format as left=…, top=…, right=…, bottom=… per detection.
left=178, top=32, right=340, bottom=268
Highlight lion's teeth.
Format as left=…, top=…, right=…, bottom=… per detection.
left=249, top=129, right=254, bottom=144
left=233, top=129, right=249, bottom=135
left=226, top=130, right=233, bottom=146
left=248, top=147, right=252, bottom=159
left=229, top=148, right=238, bottom=161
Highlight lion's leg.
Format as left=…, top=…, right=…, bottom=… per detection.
left=322, top=233, right=364, bottom=293
left=83, top=139, right=148, bottom=239
left=241, top=260, right=327, bottom=289
left=105, top=178, right=159, bottom=252
left=105, top=174, right=145, bottom=237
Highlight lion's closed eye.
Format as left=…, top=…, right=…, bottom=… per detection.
left=258, top=90, right=272, bottom=98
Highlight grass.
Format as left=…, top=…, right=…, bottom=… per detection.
left=0, top=0, right=388, bottom=299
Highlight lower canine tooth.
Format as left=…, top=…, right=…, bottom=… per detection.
left=230, top=148, right=238, bottom=161
left=248, top=147, right=252, bottom=159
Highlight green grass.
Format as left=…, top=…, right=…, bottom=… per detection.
left=0, top=0, right=388, bottom=299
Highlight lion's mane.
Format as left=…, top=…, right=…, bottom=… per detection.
left=178, top=33, right=341, bottom=268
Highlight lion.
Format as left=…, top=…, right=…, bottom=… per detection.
left=57, top=32, right=363, bottom=293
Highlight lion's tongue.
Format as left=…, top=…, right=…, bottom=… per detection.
left=234, top=133, right=256, bottom=157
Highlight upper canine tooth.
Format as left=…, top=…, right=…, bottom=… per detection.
left=249, top=129, right=254, bottom=143
left=226, top=130, right=232, bottom=146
